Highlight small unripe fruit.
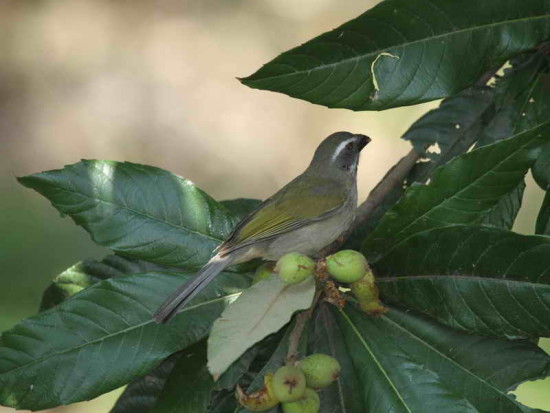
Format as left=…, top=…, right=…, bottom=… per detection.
left=282, top=388, right=320, bottom=413
left=275, top=253, right=315, bottom=284
left=253, top=262, right=275, bottom=284
left=350, top=272, right=377, bottom=302
left=326, top=250, right=368, bottom=283
left=351, top=270, right=388, bottom=316
left=298, top=354, right=341, bottom=388
left=272, top=366, right=307, bottom=402
left=235, top=373, right=279, bottom=411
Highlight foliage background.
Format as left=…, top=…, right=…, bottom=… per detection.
left=0, top=0, right=547, bottom=411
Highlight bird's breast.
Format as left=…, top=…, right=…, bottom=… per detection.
left=262, top=202, right=355, bottom=260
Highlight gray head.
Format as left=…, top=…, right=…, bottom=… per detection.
left=306, top=132, right=371, bottom=178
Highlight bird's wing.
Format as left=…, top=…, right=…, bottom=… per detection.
left=220, top=176, right=347, bottom=254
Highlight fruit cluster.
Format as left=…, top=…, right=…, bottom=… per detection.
left=236, top=354, right=341, bottom=412
left=253, top=249, right=386, bottom=316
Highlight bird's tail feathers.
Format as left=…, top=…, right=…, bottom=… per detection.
left=153, top=255, right=232, bottom=324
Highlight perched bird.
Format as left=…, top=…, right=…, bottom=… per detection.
left=153, top=132, right=370, bottom=323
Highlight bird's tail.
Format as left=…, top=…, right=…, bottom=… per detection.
left=153, top=255, right=233, bottom=324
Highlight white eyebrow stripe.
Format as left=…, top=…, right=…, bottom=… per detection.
left=331, top=137, right=356, bottom=161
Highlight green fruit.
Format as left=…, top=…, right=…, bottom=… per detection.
left=351, top=272, right=388, bottom=316
left=298, top=354, right=341, bottom=388
left=326, top=250, right=367, bottom=283
left=235, top=373, right=280, bottom=411
left=350, top=272, right=377, bottom=302
left=281, top=388, right=320, bottom=413
left=275, top=253, right=315, bottom=284
left=253, top=262, right=275, bottom=284
left=272, top=366, right=307, bottom=402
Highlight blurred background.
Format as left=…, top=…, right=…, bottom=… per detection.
left=0, top=0, right=548, bottom=411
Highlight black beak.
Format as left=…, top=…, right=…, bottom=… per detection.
left=356, top=134, right=371, bottom=151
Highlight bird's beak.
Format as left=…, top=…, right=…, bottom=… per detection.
left=356, top=134, right=371, bottom=151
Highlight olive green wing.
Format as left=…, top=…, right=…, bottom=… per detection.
left=221, top=177, right=347, bottom=253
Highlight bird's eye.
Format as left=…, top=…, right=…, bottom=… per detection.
left=346, top=143, right=354, bottom=151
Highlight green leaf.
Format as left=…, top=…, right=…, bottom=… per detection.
left=18, top=160, right=237, bottom=269
left=220, top=198, right=262, bottom=222
left=40, top=255, right=163, bottom=311
left=336, top=304, right=550, bottom=412
left=41, top=256, right=181, bottom=412
left=40, top=258, right=194, bottom=412
left=478, top=53, right=550, bottom=227
left=403, top=52, right=549, bottom=231
left=406, top=51, right=549, bottom=183
left=476, top=52, right=550, bottom=229
left=374, top=225, right=550, bottom=339
left=209, top=392, right=239, bottom=413
left=208, top=276, right=315, bottom=379
left=153, top=341, right=214, bottom=413
left=364, top=122, right=550, bottom=261
left=478, top=54, right=550, bottom=148
left=241, top=0, right=550, bottom=111
left=481, top=180, right=526, bottom=230
left=536, top=191, right=550, bottom=235
left=403, top=86, right=495, bottom=166
left=0, top=271, right=250, bottom=410
left=111, top=353, right=181, bottom=413
left=215, top=342, right=260, bottom=391
left=308, top=303, right=364, bottom=413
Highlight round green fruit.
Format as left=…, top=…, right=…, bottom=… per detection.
left=326, top=250, right=367, bottom=283
left=282, top=388, right=320, bottom=413
left=298, top=354, right=341, bottom=388
left=275, top=253, right=315, bottom=284
left=272, top=366, right=307, bottom=402
left=253, top=262, right=275, bottom=284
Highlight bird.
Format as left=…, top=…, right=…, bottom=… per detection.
left=153, top=131, right=370, bottom=323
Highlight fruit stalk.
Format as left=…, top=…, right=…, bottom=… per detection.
left=285, top=289, right=322, bottom=366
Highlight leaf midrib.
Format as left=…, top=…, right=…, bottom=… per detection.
left=381, top=312, right=526, bottom=410
left=246, top=14, right=550, bottom=83
left=0, top=292, right=242, bottom=379
left=31, top=181, right=225, bottom=243
left=373, top=122, right=550, bottom=258
left=338, top=308, right=413, bottom=413
left=320, top=306, right=349, bottom=413
left=377, top=275, right=550, bottom=288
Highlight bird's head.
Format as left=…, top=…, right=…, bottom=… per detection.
left=307, top=131, right=371, bottom=178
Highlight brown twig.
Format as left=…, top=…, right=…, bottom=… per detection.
left=354, top=148, right=421, bottom=231
left=285, top=289, right=322, bottom=366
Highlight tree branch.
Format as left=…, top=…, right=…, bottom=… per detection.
left=285, top=289, right=322, bottom=366
left=353, top=148, right=420, bottom=231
